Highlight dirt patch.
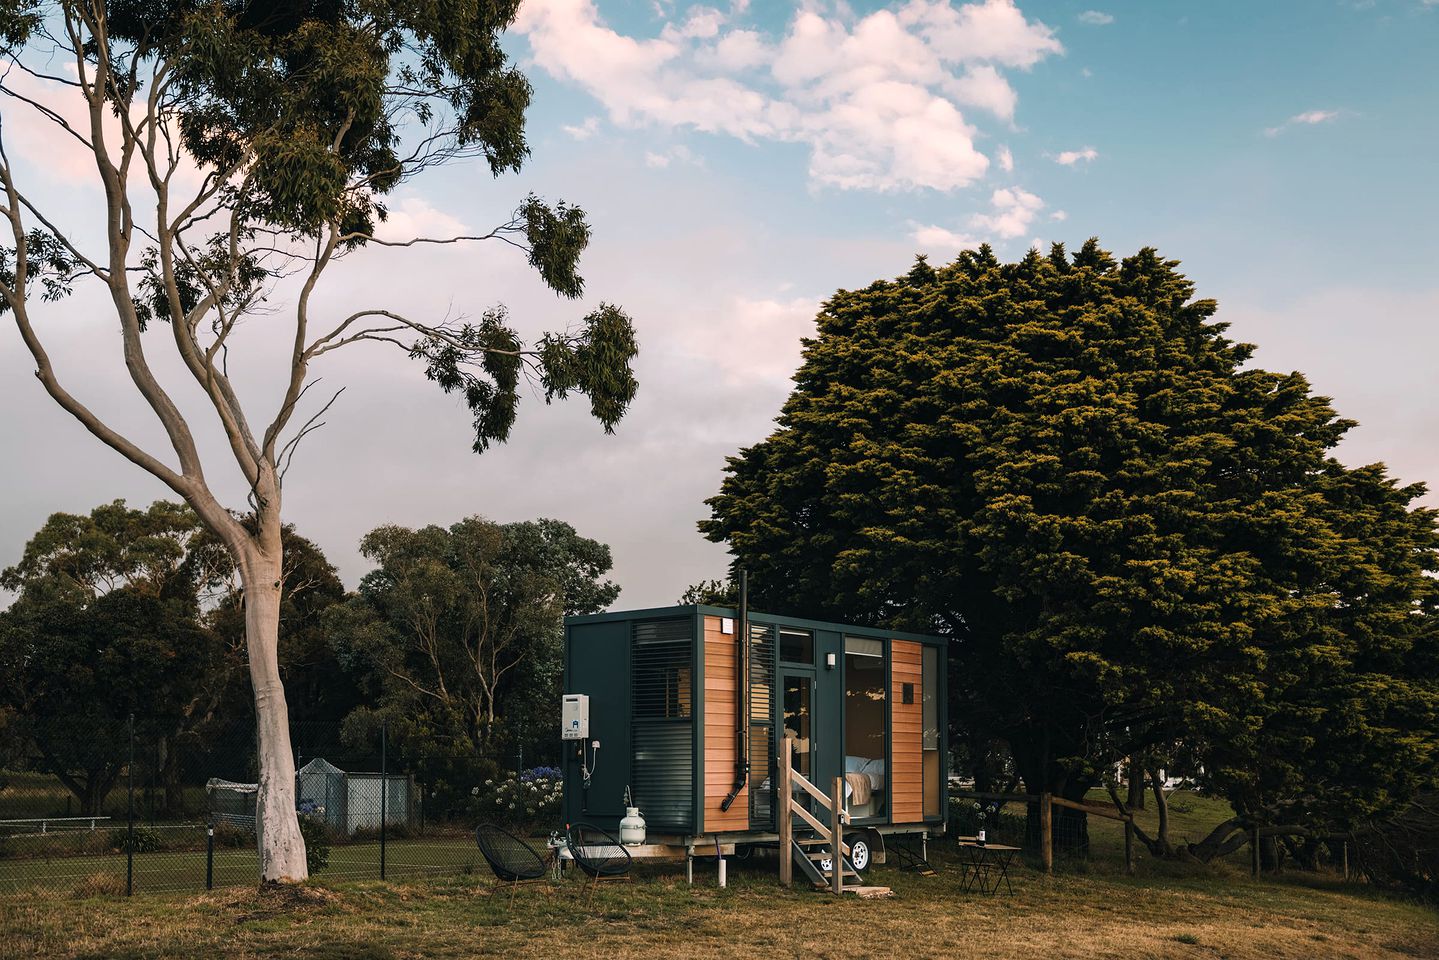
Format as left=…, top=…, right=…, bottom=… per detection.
left=196, top=882, right=344, bottom=923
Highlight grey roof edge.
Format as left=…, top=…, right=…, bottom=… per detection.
left=564, top=603, right=947, bottom=645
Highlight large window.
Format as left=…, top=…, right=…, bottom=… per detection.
left=843, top=636, right=886, bottom=819
left=923, top=645, right=940, bottom=819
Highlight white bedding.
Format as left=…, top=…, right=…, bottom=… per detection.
left=845, top=755, right=885, bottom=789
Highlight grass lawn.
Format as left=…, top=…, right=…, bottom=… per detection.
left=1, top=845, right=1435, bottom=959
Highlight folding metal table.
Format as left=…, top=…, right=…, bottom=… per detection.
left=954, top=840, right=1019, bottom=895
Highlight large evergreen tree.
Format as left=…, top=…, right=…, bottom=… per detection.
left=702, top=242, right=1439, bottom=835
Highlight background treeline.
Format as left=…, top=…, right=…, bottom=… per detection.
left=0, top=501, right=616, bottom=820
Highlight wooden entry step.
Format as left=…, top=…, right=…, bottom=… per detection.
left=841, top=885, right=894, bottom=899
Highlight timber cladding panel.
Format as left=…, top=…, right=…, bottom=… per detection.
left=890, top=639, right=925, bottom=823
left=703, top=615, right=749, bottom=831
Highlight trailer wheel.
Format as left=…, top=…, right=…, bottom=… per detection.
left=845, top=833, right=871, bottom=873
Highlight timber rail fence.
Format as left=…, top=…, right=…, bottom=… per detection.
left=949, top=789, right=1357, bottom=881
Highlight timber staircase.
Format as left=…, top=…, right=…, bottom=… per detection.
left=778, top=738, right=892, bottom=898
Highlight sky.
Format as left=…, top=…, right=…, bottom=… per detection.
left=1, top=0, right=1437, bottom=609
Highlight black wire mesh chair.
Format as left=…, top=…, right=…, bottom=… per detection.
left=475, top=823, right=551, bottom=903
left=565, top=822, right=632, bottom=902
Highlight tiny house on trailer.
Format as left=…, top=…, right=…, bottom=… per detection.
left=560, top=604, right=947, bottom=879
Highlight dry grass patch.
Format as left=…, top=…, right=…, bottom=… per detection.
left=1, top=852, right=1435, bottom=960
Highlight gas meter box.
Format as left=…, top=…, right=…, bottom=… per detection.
left=561, top=694, right=589, bottom=740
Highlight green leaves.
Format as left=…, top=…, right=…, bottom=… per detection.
left=521, top=195, right=591, bottom=299
left=97, top=1, right=531, bottom=235
left=331, top=515, right=620, bottom=759
left=703, top=240, right=1439, bottom=823
left=412, top=301, right=637, bottom=453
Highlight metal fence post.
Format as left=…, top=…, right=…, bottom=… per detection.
left=126, top=713, right=135, bottom=897
left=206, top=821, right=215, bottom=890
left=379, top=720, right=387, bottom=881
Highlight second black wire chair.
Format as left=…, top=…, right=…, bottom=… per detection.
left=565, top=822, right=633, bottom=901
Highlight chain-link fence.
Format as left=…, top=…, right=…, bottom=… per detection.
left=0, top=718, right=558, bottom=896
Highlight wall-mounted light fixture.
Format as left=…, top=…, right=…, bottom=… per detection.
left=825, top=652, right=837, bottom=670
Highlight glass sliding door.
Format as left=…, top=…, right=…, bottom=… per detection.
left=843, top=637, right=886, bottom=820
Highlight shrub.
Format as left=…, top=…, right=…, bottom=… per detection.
left=298, top=813, right=330, bottom=873
left=109, top=827, right=162, bottom=854
left=472, top=768, right=562, bottom=832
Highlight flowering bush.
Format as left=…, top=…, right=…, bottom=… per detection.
left=949, top=798, right=1026, bottom=844
left=471, top=766, right=563, bottom=831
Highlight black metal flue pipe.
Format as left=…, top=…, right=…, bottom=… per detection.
left=719, top=571, right=750, bottom=812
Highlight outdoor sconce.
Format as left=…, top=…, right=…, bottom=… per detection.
left=825, top=652, right=837, bottom=670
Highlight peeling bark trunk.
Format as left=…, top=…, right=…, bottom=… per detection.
left=240, top=537, right=307, bottom=883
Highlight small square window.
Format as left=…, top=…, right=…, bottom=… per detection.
left=779, top=629, right=813, bottom=664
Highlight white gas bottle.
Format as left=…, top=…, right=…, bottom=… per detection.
left=619, top=806, right=647, bottom=846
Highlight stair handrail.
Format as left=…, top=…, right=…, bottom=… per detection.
left=778, top=737, right=851, bottom=892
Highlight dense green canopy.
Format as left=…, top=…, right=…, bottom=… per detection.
left=702, top=241, right=1439, bottom=827
left=328, top=516, right=620, bottom=763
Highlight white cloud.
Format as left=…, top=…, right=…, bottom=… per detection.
left=997, top=144, right=1014, bottom=172
left=644, top=145, right=702, bottom=168
left=971, top=186, right=1044, bottom=238
left=514, top=0, right=1064, bottom=192
left=1050, top=209, right=1068, bottom=221
left=563, top=116, right=602, bottom=140
left=945, top=64, right=1019, bottom=120
left=912, top=223, right=985, bottom=252
left=916, top=184, right=1045, bottom=250
left=1055, top=146, right=1099, bottom=165
left=1264, top=109, right=1341, bottom=137
left=1077, top=10, right=1114, bottom=25
left=374, top=196, right=468, bottom=241
left=663, top=4, right=727, bottom=40
left=674, top=295, right=821, bottom=384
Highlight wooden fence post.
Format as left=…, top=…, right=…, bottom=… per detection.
left=831, top=776, right=846, bottom=896
left=1040, top=792, right=1053, bottom=875
left=1124, top=817, right=1135, bottom=875
left=778, top=737, right=793, bottom=887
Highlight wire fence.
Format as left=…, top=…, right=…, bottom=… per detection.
left=0, top=718, right=559, bottom=896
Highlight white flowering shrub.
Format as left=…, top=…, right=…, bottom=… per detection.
left=471, top=766, right=563, bottom=831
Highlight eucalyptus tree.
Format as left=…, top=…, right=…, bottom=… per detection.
left=0, top=1, right=637, bottom=881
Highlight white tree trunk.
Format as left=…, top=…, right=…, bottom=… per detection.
left=241, top=542, right=308, bottom=883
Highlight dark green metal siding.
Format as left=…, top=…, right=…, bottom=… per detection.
left=561, top=620, right=631, bottom=828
